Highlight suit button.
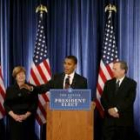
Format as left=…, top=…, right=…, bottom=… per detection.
left=18, top=93, right=21, bottom=96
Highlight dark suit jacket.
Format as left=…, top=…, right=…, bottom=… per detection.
left=101, top=77, right=137, bottom=126
left=4, top=82, right=38, bottom=115
left=36, top=73, right=87, bottom=93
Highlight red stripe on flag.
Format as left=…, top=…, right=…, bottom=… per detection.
left=0, top=71, right=3, bottom=79
left=95, top=99, right=104, bottom=118
left=30, top=69, right=41, bottom=85
left=106, top=64, right=114, bottom=78
left=0, top=69, right=6, bottom=119
left=99, top=68, right=107, bottom=83
left=36, top=65, right=48, bottom=83
left=38, top=101, right=46, bottom=117
left=43, top=60, right=51, bottom=76
left=36, top=113, right=44, bottom=125
left=0, top=103, right=5, bottom=116
left=97, top=83, right=103, bottom=96
left=0, top=86, right=5, bottom=98
left=41, top=93, right=49, bottom=102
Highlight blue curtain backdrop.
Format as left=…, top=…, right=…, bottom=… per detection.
left=0, top=0, right=140, bottom=140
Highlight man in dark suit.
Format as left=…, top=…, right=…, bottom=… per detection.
left=35, top=55, right=87, bottom=140
left=101, top=61, right=137, bottom=140
left=34, top=55, right=87, bottom=93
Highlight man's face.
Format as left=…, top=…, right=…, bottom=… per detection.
left=113, top=63, right=125, bottom=79
left=63, top=58, right=77, bottom=75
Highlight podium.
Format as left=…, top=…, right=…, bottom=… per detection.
left=46, top=102, right=95, bottom=140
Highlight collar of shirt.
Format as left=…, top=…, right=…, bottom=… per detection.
left=63, top=72, right=75, bottom=88
left=116, top=76, right=125, bottom=86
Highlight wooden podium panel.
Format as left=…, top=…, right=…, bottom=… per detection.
left=47, top=102, right=95, bottom=140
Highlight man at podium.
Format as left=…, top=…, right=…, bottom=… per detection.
left=34, top=55, right=87, bottom=92
left=23, top=55, right=91, bottom=140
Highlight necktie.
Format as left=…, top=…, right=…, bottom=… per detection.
left=65, top=76, right=70, bottom=89
left=115, top=80, right=120, bottom=94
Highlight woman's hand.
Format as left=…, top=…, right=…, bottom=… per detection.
left=9, top=111, right=32, bottom=122
left=9, top=111, right=23, bottom=122
left=19, top=112, right=31, bottom=121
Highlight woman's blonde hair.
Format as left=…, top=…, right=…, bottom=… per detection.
left=12, top=66, right=26, bottom=78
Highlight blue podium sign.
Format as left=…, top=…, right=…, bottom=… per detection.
left=50, top=89, right=91, bottom=110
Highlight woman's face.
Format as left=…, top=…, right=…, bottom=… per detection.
left=16, top=71, right=26, bottom=83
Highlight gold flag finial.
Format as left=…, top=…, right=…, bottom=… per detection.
left=36, top=4, right=48, bottom=14
left=105, top=4, right=117, bottom=13
left=105, top=4, right=117, bottom=18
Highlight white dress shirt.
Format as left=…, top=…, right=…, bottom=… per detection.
left=116, top=76, right=125, bottom=86
left=63, top=72, right=75, bottom=88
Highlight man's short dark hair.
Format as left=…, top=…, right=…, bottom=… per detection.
left=65, top=55, right=77, bottom=64
left=114, top=61, right=128, bottom=73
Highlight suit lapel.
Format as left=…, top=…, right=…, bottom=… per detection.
left=116, top=77, right=127, bottom=94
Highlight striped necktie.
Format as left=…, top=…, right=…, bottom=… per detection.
left=65, top=76, right=70, bottom=89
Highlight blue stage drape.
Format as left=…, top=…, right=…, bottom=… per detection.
left=0, top=0, right=140, bottom=140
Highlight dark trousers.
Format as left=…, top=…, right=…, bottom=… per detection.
left=9, top=116, right=36, bottom=140
left=0, top=119, right=5, bottom=140
left=102, top=123, right=134, bottom=140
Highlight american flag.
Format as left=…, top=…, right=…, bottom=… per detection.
left=29, top=13, right=51, bottom=124
left=0, top=65, right=6, bottom=119
left=96, top=14, right=119, bottom=117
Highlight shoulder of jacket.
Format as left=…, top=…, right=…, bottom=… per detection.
left=125, top=77, right=137, bottom=85
left=75, top=73, right=87, bottom=81
left=106, top=78, right=115, bottom=84
left=51, top=73, right=64, bottom=79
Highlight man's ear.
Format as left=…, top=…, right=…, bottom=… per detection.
left=122, top=69, right=125, bottom=75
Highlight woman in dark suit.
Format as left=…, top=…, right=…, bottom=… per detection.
left=4, top=66, right=38, bottom=140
